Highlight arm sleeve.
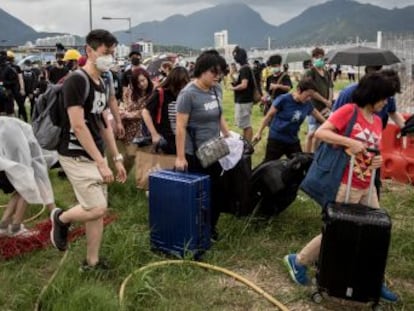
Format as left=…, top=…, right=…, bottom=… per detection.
left=328, top=103, right=355, bottom=134
left=387, top=96, right=397, bottom=113
left=176, top=89, right=193, bottom=114
left=272, top=94, right=284, bottom=110
left=62, top=73, right=88, bottom=108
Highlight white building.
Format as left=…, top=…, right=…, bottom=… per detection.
left=214, top=30, right=228, bottom=49
left=115, top=44, right=131, bottom=59
left=35, top=35, right=76, bottom=47
left=131, top=40, right=154, bottom=57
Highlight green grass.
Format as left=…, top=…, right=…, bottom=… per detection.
left=0, top=78, right=413, bottom=310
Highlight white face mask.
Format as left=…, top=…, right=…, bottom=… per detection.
left=95, top=54, right=114, bottom=72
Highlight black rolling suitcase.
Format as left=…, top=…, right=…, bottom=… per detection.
left=314, top=155, right=392, bottom=309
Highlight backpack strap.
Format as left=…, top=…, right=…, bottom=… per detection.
left=73, top=69, right=91, bottom=102
left=270, top=72, right=287, bottom=97
left=156, top=87, right=164, bottom=125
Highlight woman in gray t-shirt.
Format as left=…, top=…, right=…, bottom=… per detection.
left=175, top=52, right=230, bottom=240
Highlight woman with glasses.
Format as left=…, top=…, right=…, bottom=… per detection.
left=175, top=51, right=230, bottom=241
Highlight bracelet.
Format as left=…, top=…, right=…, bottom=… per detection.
left=113, top=154, right=124, bottom=162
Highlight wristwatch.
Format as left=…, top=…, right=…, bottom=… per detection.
left=113, top=154, right=124, bottom=162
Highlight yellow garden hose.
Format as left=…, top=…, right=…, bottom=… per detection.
left=119, top=260, right=290, bottom=311
left=23, top=205, right=46, bottom=223
left=0, top=203, right=46, bottom=223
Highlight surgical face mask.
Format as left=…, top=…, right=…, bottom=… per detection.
left=271, top=66, right=281, bottom=74
left=313, top=58, right=325, bottom=68
left=96, top=54, right=114, bottom=72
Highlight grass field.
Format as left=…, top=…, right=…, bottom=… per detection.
left=0, top=79, right=413, bottom=311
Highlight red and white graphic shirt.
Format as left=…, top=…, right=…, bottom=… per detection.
left=328, top=104, right=382, bottom=189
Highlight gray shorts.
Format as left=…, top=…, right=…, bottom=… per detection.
left=235, top=102, right=253, bottom=129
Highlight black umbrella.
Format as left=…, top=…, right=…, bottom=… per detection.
left=146, top=55, right=176, bottom=78
left=328, top=46, right=400, bottom=66
left=282, top=50, right=311, bottom=64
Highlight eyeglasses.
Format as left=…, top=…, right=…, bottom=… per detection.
left=208, top=68, right=222, bottom=76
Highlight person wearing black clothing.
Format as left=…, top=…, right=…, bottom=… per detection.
left=231, top=46, right=255, bottom=142
left=21, top=60, right=40, bottom=118
left=0, top=51, right=18, bottom=116
left=263, top=54, right=293, bottom=115
left=48, top=55, right=69, bottom=84
left=142, top=66, right=190, bottom=155
left=50, top=30, right=126, bottom=271
left=7, top=51, right=27, bottom=121
left=121, top=50, right=143, bottom=103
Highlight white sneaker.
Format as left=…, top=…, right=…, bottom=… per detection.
left=9, top=225, right=39, bottom=238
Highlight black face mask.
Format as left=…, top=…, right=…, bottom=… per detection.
left=66, top=60, right=75, bottom=70
left=57, top=60, right=64, bottom=66
left=131, top=58, right=141, bottom=66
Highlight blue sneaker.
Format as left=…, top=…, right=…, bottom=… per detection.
left=380, top=283, right=398, bottom=303
left=284, top=254, right=309, bottom=285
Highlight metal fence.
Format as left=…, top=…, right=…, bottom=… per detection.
left=382, top=32, right=414, bottom=113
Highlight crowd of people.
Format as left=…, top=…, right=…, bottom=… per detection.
left=0, top=28, right=409, bottom=303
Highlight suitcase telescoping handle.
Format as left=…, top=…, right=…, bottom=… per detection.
left=345, top=148, right=380, bottom=205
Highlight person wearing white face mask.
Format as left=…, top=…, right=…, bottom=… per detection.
left=262, top=54, right=293, bottom=115
left=50, top=29, right=127, bottom=272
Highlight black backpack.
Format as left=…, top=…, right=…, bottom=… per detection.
left=249, top=153, right=314, bottom=217
left=32, top=69, right=90, bottom=150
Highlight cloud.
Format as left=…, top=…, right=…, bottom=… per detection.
left=1, top=0, right=413, bottom=36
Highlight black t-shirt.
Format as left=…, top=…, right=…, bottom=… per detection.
left=0, top=64, right=18, bottom=89
left=234, top=65, right=254, bottom=103
left=121, top=68, right=132, bottom=88
left=266, top=73, right=293, bottom=99
left=146, top=88, right=177, bottom=154
left=58, top=71, right=108, bottom=159
left=0, top=64, right=18, bottom=107
left=23, top=68, right=39, bottom=94
left=49, top=66, right=69, bottom=84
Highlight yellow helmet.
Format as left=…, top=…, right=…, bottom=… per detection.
left=6, top=50, right=15, bottom=59
left=63, top=49, right=81, bottom=61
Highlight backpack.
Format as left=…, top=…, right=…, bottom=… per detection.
left=32, top=69, right=90, bottom=150
left=249, top=153, right=314, bottom=217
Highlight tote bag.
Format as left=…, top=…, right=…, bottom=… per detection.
left=300, top=105, right=358, bottom=207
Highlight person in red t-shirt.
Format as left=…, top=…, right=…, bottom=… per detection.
left=284, top=72, right=399, bottom=303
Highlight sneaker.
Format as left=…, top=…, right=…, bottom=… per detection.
left=9, top=224, right=39, bottom=238
left=380, top=283, right=398, bottom=303
left=79, top=258, right=111, bottom=272
left=283, top=254, right=309, bottom=285
left=50, top=208, right=69, bottom=251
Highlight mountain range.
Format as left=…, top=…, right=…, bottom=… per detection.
left=2, top=0, right=414, bottom=48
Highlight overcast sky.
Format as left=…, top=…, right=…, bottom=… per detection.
left=2, top=0, right=413, bottom=36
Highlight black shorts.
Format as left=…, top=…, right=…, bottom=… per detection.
left=0, top=171, right=15, bottom=194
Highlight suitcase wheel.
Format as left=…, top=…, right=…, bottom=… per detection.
left=311, top=291, right=323, bottom=304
